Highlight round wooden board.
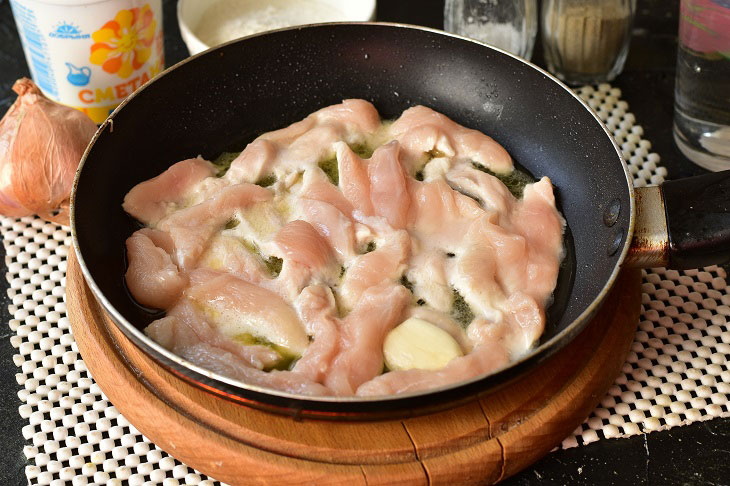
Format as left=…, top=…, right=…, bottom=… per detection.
left=66, top=252, right=641, bottom=486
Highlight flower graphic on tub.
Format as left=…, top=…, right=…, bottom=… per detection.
left=89, top=4, right=157, bottom=79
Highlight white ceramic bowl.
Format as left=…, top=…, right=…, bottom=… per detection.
left=178, top=0, right=377, bottom=56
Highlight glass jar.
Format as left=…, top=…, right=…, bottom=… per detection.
left=444, top=0, right=538, bottom=60
left=541, top=0, right=635, bottom=85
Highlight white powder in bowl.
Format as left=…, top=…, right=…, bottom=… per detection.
left=195, top=0, right=347, bottom=47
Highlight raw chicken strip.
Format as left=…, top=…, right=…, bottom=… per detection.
left=224, top=139, right=277, bottom=184
left=160, top=183, right=271, bottom=271
left=445, top=162, right=516, bottom=214
left=391, top=105, right=513, bottom=173
left=123, top=157, right=216, bottom=226
left=291, top=285, right=341, bottom=382
left=146, top=300, right=282, bottom=370
left=368, top=141, right=410, bottom=229
left=298, top=198, right=357, bottom=259
left=146, top=300, right=330, bottom=395
left=186, top=270, right=308, bottom=357
left=273, top=220, right=336, bottom=269
left=324, top=283, right=411, bottom=395
left=357, top=340, right=509, bottom=396
left=197, top=235, right=270, bottom=285
left=299, top=169, right=355, bottom=218
left=125, top=228, right=186, bottom=309
left=339, top=230, right=411, bottom=309
left=336, top=142, right=374, bottom=217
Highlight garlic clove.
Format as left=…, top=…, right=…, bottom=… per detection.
left=383, top=317, right=463, bottom=371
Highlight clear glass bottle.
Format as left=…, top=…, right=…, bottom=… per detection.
left=444, top=0, right=538, bottom=60
left=673, top=0, right=730, bottom=171
left=541, top=0, right=635, bottom=85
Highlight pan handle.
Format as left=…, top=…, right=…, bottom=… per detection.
left=625, top=170, right=730, bottom=269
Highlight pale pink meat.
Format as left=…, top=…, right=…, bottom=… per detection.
left=445, top=162, right=515, bottom=214
left=197, top=235, right=270, bottom=285
left=368, top=141, right=410, bottom=229
left=336, top=142, right=373, bottom=217
left=291, top=285, right=341, bottom=382
left=146, top=299, right=281, bottom=370
left=185, top=270, right=308, bottom=357
left=123, top=157, right=216, bottom=226
left=273, top=220, right=336, bottom=269
left=125, top=228, right=186, bottom=309
left=391, top=105, right=513, bottom=173
left=298, top=198, right=357, bottom=259
left=224, top=139, right=277, bottom=184
left=299, top=169, right=355, bottom=218
left=324, top=283, right=411, bottom=395
left=409, top=179, right=483, bottom=249
left=126, top=100, right=565, bottom=398
left=357, top=340, right=510, bottom=396
left=339, top=230, right=411, bottom=309
left=159, top=183, right=271, bottom=271
left=146, top=300, right=330, bottom=395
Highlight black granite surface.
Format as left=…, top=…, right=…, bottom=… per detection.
left=1, top=0, right=729, bottom=484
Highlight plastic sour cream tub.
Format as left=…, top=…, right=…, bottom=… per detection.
left=9, top=0, right=164, bottom=123
left=178, top=0, right=377, bottom=56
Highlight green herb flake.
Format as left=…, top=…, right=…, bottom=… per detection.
left=318, top=157, right=339, bottom=185
left=472, top=162, right=535, bottom=198
left=364, top=241, right=376, bottom=253
left=224, top=218, right=239, bottom=230
left=400, top=275, right=415, bottom=293
left=256, top=174, right=276, bottom=187
left=233, top=333, right=298, bottom=371
left=349, top=143, right=375, bottom=159
left=265, top=256, right=283, bottom=277
left=415, top=170, right=424, bottom=181
left=451, top=288, right=475, bottom=326
left=213, top=151, right=240, bottom=177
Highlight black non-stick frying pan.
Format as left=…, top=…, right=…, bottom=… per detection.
left=71, top=23, right=730, bottom=418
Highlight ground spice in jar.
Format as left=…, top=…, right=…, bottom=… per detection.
left=542, top=0, right=634, bottom=84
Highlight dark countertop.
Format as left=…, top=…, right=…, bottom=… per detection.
left=1, top=0, right=728, bottom=484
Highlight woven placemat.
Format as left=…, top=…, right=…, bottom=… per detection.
left=4, top=84, right=729, bottom=485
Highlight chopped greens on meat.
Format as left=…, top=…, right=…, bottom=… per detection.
left=213, top=151, right=240, bottom=177
left=451, top=288, right=474, bottom=326
left=318, top=157, right=339, bottom=185
left=472, top=162, right=535, bottom=198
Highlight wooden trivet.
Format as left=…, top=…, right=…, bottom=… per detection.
left=66, top=252, right=641, bottom=485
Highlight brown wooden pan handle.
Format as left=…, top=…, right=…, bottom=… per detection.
left=625, top=170, right=730, bottom=269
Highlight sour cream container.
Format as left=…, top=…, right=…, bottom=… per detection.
left=9, top=0, right=164, bottom=123
left=178, top=0, right=377, bottom=56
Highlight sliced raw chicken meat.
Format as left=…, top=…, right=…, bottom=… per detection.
left=146, top=301, right=329, bottom=395
left=391, top=105, right=513, bottom=173
left=123, top=157, right=216, bottom=226
left=125, top=228, right=186, bottom=309
left=339, top=230, right=411, bottom=309
left=336, top=142, right=374, bottom=217
left=324, top=283, right=411, bottom=395
left=125, top=100, right=565, bottom=398
left=445, top=162, right=516, bottom=214
left=185, top=270, right=309, bottom=358
left=368, top=141, right=410, bottom=229
left=291, top=285, right=341, bottom=382
left=159, top=183, right=271, bottom=271
left=224, top=139, right=277, bottom=184
left=298, top=198, right=357, bottom=260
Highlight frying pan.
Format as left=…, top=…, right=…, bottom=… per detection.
left=71, top=23, right=730, bottom=418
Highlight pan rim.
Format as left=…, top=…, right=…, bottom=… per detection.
left=70, top=21, right=636, bottom=407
